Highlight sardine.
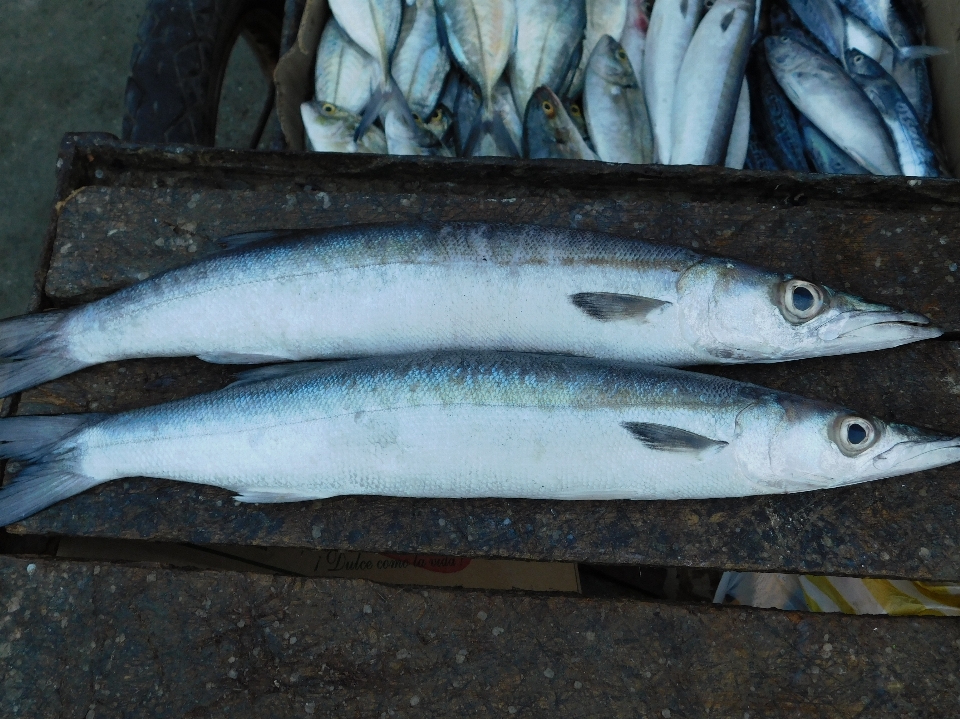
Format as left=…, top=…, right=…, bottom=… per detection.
left=671, top=0, right=755, bottom=166
left=724, top=79, right=750, bottom=169
left=845, top=49, right=937, bottom=177
left=749, top=47, right=809, bottom=172
left=391, top=0, right=451, bottom=119
left=0, top=222, right=938, bottom=397
left=765, top=35, right=899, bottom=175
left=313, top=19, right=377, bottom=115
left=620, top=0, right=650, bottom=88
left=786, top=0, right=846, bottom=60
left=644, top=0, right=703, bottom=163
left=798, top=114, right=869, bottom=174
left=583, top=35, right=653, bottom=164
left=570, top=0, right=630, bottom=98
left=524, top=87, right=599, bottom=160
left=509, top=0, right=586, bottom=119
left=436, top=0, right=517, bottom=156
left=300, top=101, right=388, bottom=154
left=3, top=351, right=959, bottom=527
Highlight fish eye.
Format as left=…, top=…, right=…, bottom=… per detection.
left=542, top=100, right=555, bottom=117
left=832, top=416, right=878, bottom=456
left=322, top=103, right=336, bottom=113
left=569, top=103, right=582, bottom=116
left=412, top=113, right=421, bottom=122
left=617, top=49, right=627, bottom=60
left=432, top=110, right=442, bottom=120
left=779, top=279, right=826, bottom=324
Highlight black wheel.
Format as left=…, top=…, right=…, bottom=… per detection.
left=122, top=0, right=285, bottom=146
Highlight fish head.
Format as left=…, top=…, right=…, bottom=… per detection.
left=734, top=396, right=960, bottom=492
left=416, top=104, right=454, bottom=140
left=300, top=101, right=357, bottom=150
left=676, top=259, right=940, bottom=362
left=588, top=35, right=638, bottom=86
left=562, top=99, right=588, bottom=138
left=844, top=48, right=885, bottom=79
left=524, top=87, right=579, bottom=154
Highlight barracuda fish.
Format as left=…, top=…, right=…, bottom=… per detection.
left=765, top=35, right=899, bottom=175
left=436, top=0, right=517, bottom=156
left=509, top=0, right=585, bottom=119
left=0, top=222, right=938, bottom=398
left=621, top=0, right=649, bottom=87
left=644, top=0, right=703, bottom=163
left=724, top=79, right=750, bottom=170
left=671, top=0, right=755, bottom=166
left=583, top=35, right=653, bottom=164
left=845, top=49, right=937, bottom=177
left=569, top=0, right=630, bottom=98
left=313, top=19, right=377, bottom=116
left=749, top=48, right=809, bottom=172
left=327, top=0, right=408, bottom=140
left=301, top=101, right=388, bottom=154
left=786, top=0, right=845, bottom=60
left=391, top=0, right=451, bottom=119
left=799, top=114, right=869, bottom=174
left=524, top=87, right=599, bottom=159
left=3, top=351, right=959, bottom=526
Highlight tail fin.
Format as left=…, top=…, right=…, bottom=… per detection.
left=0, top=413, right=106, bottom=527
left=896, top=45, right=948, bottom=61
left=354, top=78, right=416, bottom=142
left=0, top=311, right=86, bottom=398
left=464, top=105, right=520, bottom=158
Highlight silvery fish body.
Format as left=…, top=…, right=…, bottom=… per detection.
left=837, top=0, right=895, bottom=45
left=314, top=19, right=377, bottom=115
left=644, top=0, right=703, bottom=163
left=750, top=48, right=808, bottom=172
left=0, top=222, right=938, bottom=398
left=569, top=0, right=630, bottom=97
left=383, top=104, right=454, bottom=156
left=786, top=0, right=846, bottom=59
left=524, top=87, right=599, bottom=159
left=3, top=351, right=959, bottom=527
left=583, top=35, right=653, bottom=164
left=892, top=56, right=933, bottom=129
left=509, top=0, right=586, bottom=118
left=799, top=114, right=869, bottom=174
left=671, top=0, right=755, bottom=166
left=327, top=0, right=402, bottom=87
left=494, top=79, right=523, bottom=153
left=620, top=0, right=649, bottom=87
left=392, top=0, right=451, bottom=119
left=765, top=35, right=899, bottom=175
left=724, top=78, right=750, bottom=169
left=844, top=13, right=894, bottom=72
left=301, top=101, right=388, bottom=154
left=845, top=49, right=937, bottom=177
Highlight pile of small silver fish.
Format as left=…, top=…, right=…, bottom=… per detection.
left=0, top=221, right=956, bottom=527
left=299, top=0, right=945, bottom=176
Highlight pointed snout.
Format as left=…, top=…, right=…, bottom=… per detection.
left=873, top=437, right=960, bottom=477
left=816, top=309, right=941, bottom=348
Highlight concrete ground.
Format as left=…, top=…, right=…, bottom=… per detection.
left=0, top=0, right=268, bottom=320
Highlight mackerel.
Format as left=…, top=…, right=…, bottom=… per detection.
left=799, top=114, right=869, bottom=175
left=2, top=351, right=958, bottom=526
left=0, top=222, right=938, bottom=397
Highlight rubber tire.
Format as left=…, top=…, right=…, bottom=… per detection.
left=122, top=0, right=285, bottom=145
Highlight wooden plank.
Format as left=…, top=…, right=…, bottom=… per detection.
left=1, top=556, right=956, bottom=718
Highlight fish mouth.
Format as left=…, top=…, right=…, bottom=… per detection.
left=817, top=310, right=941, bottom=347
left=873, top=438, right=960, bottom=476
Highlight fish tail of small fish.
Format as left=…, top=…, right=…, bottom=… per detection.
left=0, top=311, right=86, bottom=399
left=464, top=101, right=519, bottom=157
left=0, top=414, right=107, bottom=527
left=354, top=77, right=416, bottom=143
left=896, top=45, right=947, bottom=61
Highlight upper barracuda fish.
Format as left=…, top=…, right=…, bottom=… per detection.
left=301, top=101, right=388, bottom=154
left=313, top=19, right=378, bottom=115
left=436, top=0, right=517, bottom=156
left=583, top=35, right=653, bottom=164
left=671, top=0, right=756, bottom=166
left=2, top=351, right=958, bottom=527
left=569, top=0, right=630, bottom=98
left=765, top=35, right=899, bottom=175
left=786, top=0, right=846, bottom=60
left=620, top=0, right=650, bottom=88
left=844, top=49, right=937, bottom=177
left=508, top=0, right=585, bottom=119
left=644, top=0, right=703, bottom=163
left=391, top=0, right=451, bottom=120
left=799, top=114, right=869, bottom=174
left=724, top=79, right=750, bottom=169
left=0, top=222, right=939, bottom=398
left=524, top=87, right=599, bottom=159
left=749, top=47, right=809, bottom=172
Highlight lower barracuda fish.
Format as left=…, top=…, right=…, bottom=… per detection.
left=2, top=351, right=958, bottom=527
left=845, top=49, right=937, bottom=177
left=765, top=35, right=899, bottom=175
left=524, top=87, right=599, bottom=159
left=0, top=222, right=938, bottom=397
left=799, top=114, right=869, bottom=174
left=301, top=101, right=388, bottom=154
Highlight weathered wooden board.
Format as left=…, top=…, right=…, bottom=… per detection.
left=1, top=556, right=957, bottom=718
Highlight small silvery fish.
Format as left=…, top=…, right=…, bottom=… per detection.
left=644, top=0, right=704, bottom=163
left=749, top=47, right=809, bottom=172
left=671, top=0, right=755, bottom=166
left=524, top=87, right=599, bottom=160
left=765, top=35, right=899, bottom=175
left=798, top=114, right=869, bottom=175
left=569, top=0, right=630, bottom=98
left=786, top=0, right=846, bottom=60
left=0, top=222, right=938, bottom=397
left=436, top=0, right=517, bottom=156
left=620, top=0, right=650, bottom=88
left=844, top=49, right=937, bottom=177
left=313, top=19, right=377, bottom=115
left=724, top=79, right=750, bottom=170
left=509, top=0, right=586, bottom=119
left=583, top=35, right=653, bottom=165
left=3, top=351, right=959, bottom=526
left=392, top=0, right=451, bottom=119
left=301, top=101, right=388, bottom=154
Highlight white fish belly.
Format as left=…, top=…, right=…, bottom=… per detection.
left=78, top=405, right=750, bottom=501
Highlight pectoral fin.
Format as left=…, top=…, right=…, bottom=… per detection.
left=622, top=422, right=728, bottom=454
left=571, top=293, right=671, bottom=322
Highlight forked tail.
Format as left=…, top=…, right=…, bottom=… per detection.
left=463, top=102, right=520, bottom=158
left=0, top=310, right=86, bottom=398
